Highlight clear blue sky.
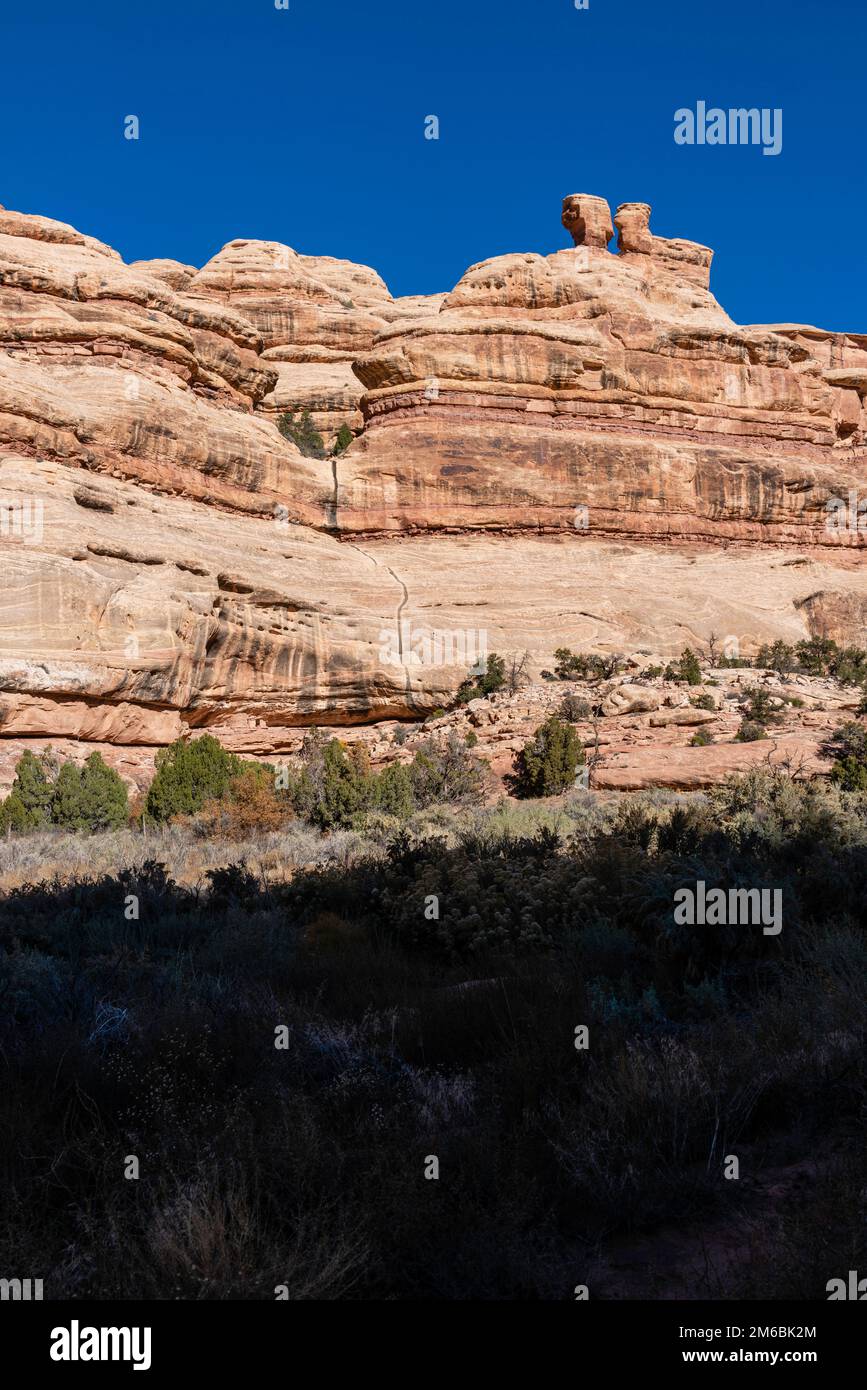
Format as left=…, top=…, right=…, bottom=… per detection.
left=1, top=0, right=863, bottom=331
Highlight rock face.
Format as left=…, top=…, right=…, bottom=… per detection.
left=340, top=194, right=867, bottom=543
left=0, top=193, right=865, bottom=784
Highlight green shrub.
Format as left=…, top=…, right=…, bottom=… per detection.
left=735, top=720, right=767, bottom=743
left=277, top=408, right=327, bottom=459
left=372, top=762, right=415, bottom=818
left=830, top=756, right=867, bottom=792
left=331, top=423, right=354, bottom=456
left=145, top=735, right=243, bottom=823
left=0, top=750, right=56, bottom=832
left=823, top=722, right=867, bottom=791
left=664, top=648, right=702, bottom=685
left=513, top=716, right=584, bottom=798
left=691, top=692, right=716, bottom=712
left=553, top=648, right=622, bottom=682
left=832, top=647, right=867, bottom=687
left=0, top=749, right=128, bottom=834
left=754, top=640, right=798, bottom=673
left=284, top=728, right=485, bottom=829
left=740, top=685, right=784, bottom=727
left=408, top=734, right=485, bottom=808
left=559, top=693, right=592, bottom=721
left=456, top=653, right=506, bottom=704
left=748, top=636, right=867, bottom=686
left=287, top=735, right=373, bottom=830
left=795, top=636, right=839, bottom=676
left=52, top=753, right=128, bottom=832
left=690, top=729, right=713, bottom=747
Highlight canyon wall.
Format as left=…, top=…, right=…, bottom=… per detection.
left=0, top=194, right=865, bottom=782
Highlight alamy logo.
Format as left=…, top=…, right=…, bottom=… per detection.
left=0, top=497, right=43, bottom=545
left=674, top=881, right=782, bottom=936
left=379, top=623, right=487, bottom=671
left=674, top=102, right=783, bottom=156
left=0, top=1277, right=42, bottom=1300
left=826, top=1270, right=867, bottom=1299
left=50, top=1321, right=152, bottom=1371
left=825, top=491, right=867, bottom=534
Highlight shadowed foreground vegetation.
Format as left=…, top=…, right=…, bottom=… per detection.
left=0, top=772, right=865, bottom=1299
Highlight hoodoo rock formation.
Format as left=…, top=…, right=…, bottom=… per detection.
left=0, top=193, right=865, bottom=785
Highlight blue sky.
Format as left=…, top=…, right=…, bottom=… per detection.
left=1, top=0, right=863, bottom=330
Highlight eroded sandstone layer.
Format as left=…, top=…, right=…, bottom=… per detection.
left=341, top=196, right=867, bottom=541
left=0, top=193, right=865, bottom=786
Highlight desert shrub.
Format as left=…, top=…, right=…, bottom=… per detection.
left=553, top=648, right=622, bottom=682
left=795, top=636, right=839, bottom=676
left=372, top=762, right=415, bottom=819
left=691, top=692, right=716, bottom=711
left=753, top=640, right=798, bottom=673
left=145, top=735, right=244, bottom=823
left=823, top=722, right=867, bottom=792
left=197, top=765, right=290, bottom=837
left=512, top=716, right=584, bottom=798
left=788, top=636, right=867, bottom=684
left=664, top=648, right=702, bottom=685
left=277, top=408, right=327, bottom=458
left=1, top=768, right=866, bottom=1300
left=740, top=685, right=784, bottom=726
left=331, top=423, right=353, bottom=456
left=283, top=729, right=485, bottom=829
left=735, top=720, right=767, bottom=743
left=559, top=692, right=592, bottom=721
left=464, top=731, right=478, bottom=748
left=830, top=757, right=867, bottom=792
left=408, top=734, right=485, bottom=809
left=52, top=753, right=129, bottom=832
left=287, top=736, right=374, bottom=830
left=0, top=749, right=56, bottom=831
left=690, top=729, right=713, bottom=747
left=456, top=653, right=506, bottom=704
left=832, top=646, right=867, bottom=686
left=0, top=750, right=128, bottom=834
left=639, top=664, right=665, bottom=679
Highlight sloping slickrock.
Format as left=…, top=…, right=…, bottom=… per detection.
left=0, top=454, right=424, bottom=751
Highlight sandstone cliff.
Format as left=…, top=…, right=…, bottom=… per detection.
left=0, top=193, right=865, bottom=784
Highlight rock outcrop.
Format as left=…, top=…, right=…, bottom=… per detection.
left=0, top=192, right=865, bottom=784
left=340, top=194, right=867, bottom=543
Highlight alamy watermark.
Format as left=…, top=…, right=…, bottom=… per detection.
left=674, top=103, right=782, bottom=157
left=674, top=881, right=782, bottom=936
left=825, top=491, right=866, bottom=534
left=0, top=1277, right=43, bottom=1300
left=0, top=497, right=43, bottom=545
left=827, top=1270, right=867, bottom=1299
left=379, top=623, right=487, bottom=671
